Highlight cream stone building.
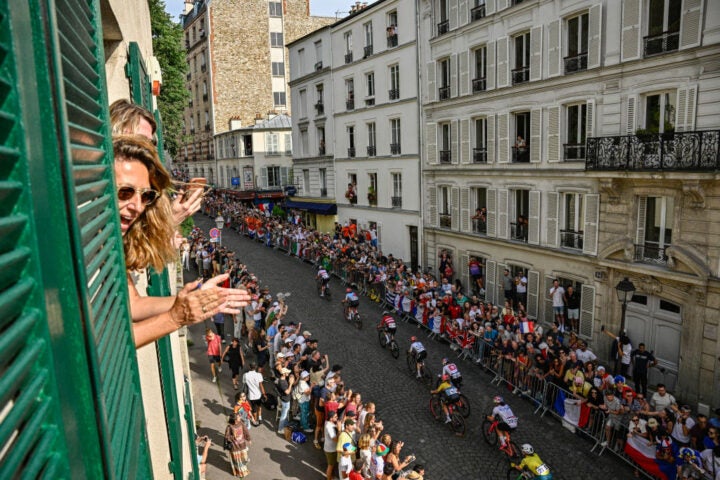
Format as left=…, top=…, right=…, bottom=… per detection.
left=419, top=0, right=720, bottom=408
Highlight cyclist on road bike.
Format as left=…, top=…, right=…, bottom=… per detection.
left=378, top=311, right=397, bottom=343
left=510, top=444, right=552, bottom=479
left=342, top=286, right=360, bottom=320
left=441, top=357, right=463, bottom=388
left=317, top=265, right=330, bottom=296
left=431, top=374, right=460, bottom=423
left=408, top=336, right=427, bottom=379
left=487, top=395, right=518, bottom=450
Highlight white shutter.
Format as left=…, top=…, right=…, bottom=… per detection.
left=680, top=0, right=703, bottom=49
left=676, top=88, right=688, bottom=132
left=486, top=260, right=497, bottom=304
left=530, top=108, right=542, bottom=163
left=676, top=85, right=698, bottom=132
left=377, top=222, right=383, bottom=251
left=486, top=114, right=496, bottom=163
left=460, top=253, right=469, bottom=292
left=487, top=188, right=497, bottom=237
left=546, top=192, right=559, bottom=248
left=281, top=166, right=290, bottom=186
left=450, top=54, right=458, bottom=98
left=497, top=113, right=509, bottom=163
left=579, top=284, right=596, bottom=338
left=428, top=186, right=438, bottom=227
left=636, top=196, right=647, bottom=246
left=530, top=25, right=543, bottom=82
left=621, top=0, right=642, bottom=62
left=458, top=0, right=468, bottom=27
left=485, top=0, right=496, bottom=15
left=588, top=4, right=602, bottom=69
left=496, top=36, right=509, bottom=88
left=547, top=106, right=561, bottom=163
left=451, top=120, right=459, bottom=164
left=626, top=95, right=637, bottom=135
left=260, top=167, right=268, bottom=188
left=427, top=62, right=436, bottom=102
left=547, top=19, right=562, bottom=77
left=460, top=119, right=471, bottom=164
left=460, top=188, right=470, bottom=232
left=486, top=41, right=496, bottom=91
left=529, top=190, right=541, bottom=245
left=496, top=0, right=508, bottom=12
left=685, top=86, right=697, bottom=131
left=497, top=263, right=507, bottom=304
left=544, top=275, right=555, bottom=324
left=459, top=51, right=469, bottom=96
left=586, top=99, right=596, bottom=138
left=426, top=122, right=437, bottom=164
left=583, top=193, right=599, bottom=256
left=497, top=189, right=509, bottom=239
left=527, top=270, right=540, bottom=319
left=451, top=187, right=460, bottom=230
left=449, top=0, right=459, bottom=31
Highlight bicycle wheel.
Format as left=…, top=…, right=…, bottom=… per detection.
left=429, top=395, right=442, bottom=420
left=505, top=441, right=522, bottom=463
left=354, top=314, right=362, bottom=330
left=390, top=341, right=400, bottom=359
left=450, top=412, right=465, bottom=436
left=481, top=419, right=497, bottom=445
left=506, top=468, right=525, bottom=480
left=378, top=330, right=388, bottom=348
left=406, top=353, right=416, bottom=374
left=422, top=365, right=434, bottom=387
left=456, top=394, right=471, bottom=418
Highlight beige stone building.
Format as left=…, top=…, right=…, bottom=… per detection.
left=179, top=0, right=334, bottom=182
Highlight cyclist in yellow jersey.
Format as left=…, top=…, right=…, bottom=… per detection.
left=511, top=444, right=552, bottom=479
left=430, top=374, right=460, bottom=424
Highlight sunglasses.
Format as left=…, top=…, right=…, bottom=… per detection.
left=117, top=185, right=159, bottom=205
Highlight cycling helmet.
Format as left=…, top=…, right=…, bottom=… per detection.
left=442, top=357, right=449, bottom=365
left=493, top=395, right=504, bottom=404
left=346, top=287, right=353, bottom=293
left=521, top=444, right=534, bottom=455
left=441, top=374, right=450, bottom=381
left=410, top=336, right=417, bottom=342
left=383, top=311, right=392, bottom=316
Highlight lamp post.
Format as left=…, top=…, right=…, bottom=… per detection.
left=215, top=215, right=224, bottom=246
left=615, top=277, right=636, bottom=336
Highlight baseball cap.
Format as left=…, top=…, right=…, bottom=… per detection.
left=647, top=418, right=659, bottom=427
left=375, top=443, right=389, bottom=456
left=300, top=370, right=310, bottom=379
left=276, top=352, right=285, bottom=359
left=343, top=442, right=357, bottom=452
left=280, top=367, right=291, bottom=375
left=597, top=366, right=605, bottom=372
left=303, top=330, right=312, bottom=337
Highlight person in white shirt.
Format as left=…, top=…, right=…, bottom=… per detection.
left=408, top=336, right=427, bottom=378
left=548, top=279, right=566, bottom=332
left=487, top=396, right=518, bottom=449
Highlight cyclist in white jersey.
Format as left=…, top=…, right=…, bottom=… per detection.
left=487, top=395, right=518, bottom=449
left=408, top=336, right=427, bottom=378
left=316, top=266, right=330, bottom=296
left=442, top=357, right=463, bottom=388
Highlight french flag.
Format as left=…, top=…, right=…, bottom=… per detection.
left=624, top=435, right=676, bottom=480
left=553, top=390, right=590, bottom=432
left=520, top=320, right=535, bottom=334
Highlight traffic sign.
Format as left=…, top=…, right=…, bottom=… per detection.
left=209, top=228, right=220, bottom=239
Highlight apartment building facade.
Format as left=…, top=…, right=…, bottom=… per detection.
left=419, top=0, right=720, bottom=407
left=289, top=0, right=423, bottom=263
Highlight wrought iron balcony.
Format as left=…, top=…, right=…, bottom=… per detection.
left=390, top=143, right=401, bottom=155
left=510, top=222, right=528, bottom=243
left=315, top=61, right=323, bottom=71
left=511, top=66, right=529, bottom=85
left=345, top=52, right=353, bottom=64
left=644, top=30, right=679, bottom=57
left=318, top=145, right=326, bottom=156
left=437, top=20, right=449, bottom=36
left=367, top=145, right=376, bottom=157
left=560, top=230, right=584, bottom=250
left=364, top=45, right=373, bottom=57
left=346, top=99, right=355, bottom=110
left=634, top=243, right=669, bottom=266
left=315, top=102, right=324, bottom=115
left=389, top=88, right=400, bottom=100
left=244, top=148, right=252, bottom=156
left=439, top=214, right=452, bottom=228
left=439, top=150, right=452, bottom=164
left=365, top=98, right=375, bottom=106
left=391, top=196, right=402, bottom=208
left=387, top=34, right=398, bottom=48
left=512, top=146, right=529, bottom=163
left=472, top=77, right=487, bottom=93
left=563, top=143, right=586, bottom=162
left=471, top=4, right=486, bottom=21
left=473, top=147, right=487, bottom=163
left=348, top=147, right=356, bottom=158
left=564, top=52, right=587, bottom=74
left=438, top=86, right=450, bottom=100
left=585, top=130, right=720, bottom=171
left=472, top=219, right=487, bottom=234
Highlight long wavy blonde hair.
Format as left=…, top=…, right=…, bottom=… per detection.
left=113, top=135, right=176, bottom=271
left=110, top=99, right=158, bottom=140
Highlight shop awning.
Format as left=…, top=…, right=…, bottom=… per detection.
left=284, top=200, right=337, bottom=215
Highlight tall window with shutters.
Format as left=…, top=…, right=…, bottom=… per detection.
left=512, top=112, right=530, bottom=162
left=472, top=46, right=487, bottom=92
left=439, top=123, right=452, bottom=163
left=473, top=118, right=487, bottom=163
left=439, top=186, right=451, bottom=228
left=564, top=103, right=587, bottom=161
left=565, top=13, right=589, bottom=74
left=642, top=91, right=676, bottom=133
left=438, top=58, right=451, bottom=100
left=560, top=193, right=585, bottom=250
left=512, top=32, right=530, bottom=84
left=510, top=189, right=530, bottom=243
left=390, top=118, right=401, bottom=154
left=645, top=0, right=681, bottom=56
left=636, top=196, right=673, bottom=265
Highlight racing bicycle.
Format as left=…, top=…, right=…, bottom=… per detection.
left=429, top=393, right=465, bottom=436
left=406, top=351, right=433, bottom=386
left=377, top=325, right=400, bottom=359
left=482, top=414, right=521, bottom=462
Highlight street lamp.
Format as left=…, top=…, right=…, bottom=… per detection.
left=615, top=277, right=636, bottom=335
left=215, top=215, right=224, bottom=246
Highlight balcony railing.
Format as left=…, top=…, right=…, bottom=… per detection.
left=320, top=188, right=328, bottom=197
left=644, top=30, right=679, bottom=57
left=348, top=147, right=356, bottom=158
left=471, top=4, right=486, bottom=21
left=585, top=130, right=720, bottom=171
left=473, top=147, right=487, bottom=163
left=367, top=145, right=376, bottom=157
left=437, top=20, right=449, bottom=36
left=634, top=243, right=669, bottom=266
left=391, top=196, right=402, bottom=208
left=563, top=143, right=586, bottom=162
left=315, top=102, right=324, bottom=115
left=315, top=61, right=323, bottom=71
left=244, top=148, right=252, bottom=156
left=564, top=52, right=587, bottom=74
left=364, top=45, right=373, bottom=57
left=511, top=66, right=529, bottom=85
left=390, top=143, right=401, bottom=155
left=510, top=222, right=528, bottom=243
left=346, top=99, right=355, bottom=110
left=388, top=88, right=400, bottom=100
left=512, top=146, right=529, bottom=163
left=345, top=52, right=353, bottom=64
left=472, top=77, right=487, bottom=93
left=439, top=214, right=452, bottom=228
left=439, top=86, right=450, bottom=100
left=560, top=230, right=584, bottom=250
left=472, top=219, right=487, bottom=234
left=347, top=193, right=357, bottom=204
left=387, top=34, right=398, bottom=48
left=439, top=150, right=452, bottom=164
left=318, top=145, right=326, bottom=156
left=365, top=98, right=375, bottom=106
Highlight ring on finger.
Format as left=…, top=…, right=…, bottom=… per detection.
left=201, top=305, right=207, bottom=313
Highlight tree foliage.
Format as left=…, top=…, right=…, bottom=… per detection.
left=149, top=0, right=188, bottom=157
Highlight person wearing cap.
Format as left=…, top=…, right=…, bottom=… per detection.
left=276, top=365, right=295, bottom=433
left=339, top=442, right=357, bottom=479
left=337, top=418, right=357, bottom=464
left=593, top=365, right=615, bottom=391
left=297, top=370, right=313, bottom=432
left=369, top=443, right=389, bottom=479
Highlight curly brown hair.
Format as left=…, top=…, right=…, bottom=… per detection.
left=113, top=135, right=176, bottom=271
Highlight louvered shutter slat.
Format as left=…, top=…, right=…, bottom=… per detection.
left=579, top=285, right=596, bottom=338
left=487, top=188, right=497, bottom=237
left=528, top=190, right=540, bottom=245
left=527, top=270, right=539, bottom=319
left=546, top=192, right=559, bottom=248
left=621, top=0, right=642, bottom=62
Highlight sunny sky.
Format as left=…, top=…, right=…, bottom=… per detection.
left=164, top=0, right=362, bottom=22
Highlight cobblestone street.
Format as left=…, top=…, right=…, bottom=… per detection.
left=188, top=214, right=636, bottom=479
